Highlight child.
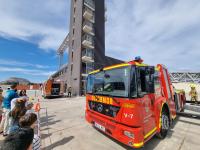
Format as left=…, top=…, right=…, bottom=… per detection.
left=26, top=102, right=34, bottom=114
left=19, top=113, right=41, bottom=150
left=8, top=100, right=26, bottom=134
left=1, top=127, right=34, bottom=150
left=11, top=97, right=34, bottom=113
left=11, top=97, right=28, bottom=111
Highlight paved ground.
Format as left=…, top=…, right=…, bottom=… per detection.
left=40, top=97, right=200, bottom=150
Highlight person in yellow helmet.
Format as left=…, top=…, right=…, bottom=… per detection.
left=189, top=86, right=198, bottom=102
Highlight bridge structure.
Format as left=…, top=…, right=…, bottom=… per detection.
left=170, top=72, right=200, bottom=84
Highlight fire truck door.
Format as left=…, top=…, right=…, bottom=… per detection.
left=142, top=95, right=156, bottom=137
left=137, top=67, right=156, bottom=137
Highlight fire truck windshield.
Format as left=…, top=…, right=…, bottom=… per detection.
left=87, top=66, right=136, bottom=98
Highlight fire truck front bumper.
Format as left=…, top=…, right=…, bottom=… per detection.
left=85, top=110, right=144, bottom=148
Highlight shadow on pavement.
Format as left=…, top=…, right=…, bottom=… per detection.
left=40, top=115, right=56, bottom=122
left=41, top=133, right=53, bottom=140
left=43, top=136, right=74, bottom=150
left=41, top=127, right=51, bottom=131
left=40, top=115, right=61, bottom=128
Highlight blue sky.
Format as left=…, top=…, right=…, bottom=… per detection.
left=0, top=0, right=70, bottom=82
left=0, top=0, right=200, bottom=82
left=0, top=37, right=59, bottom=82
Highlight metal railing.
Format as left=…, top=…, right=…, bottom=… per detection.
left=84, top=7, right=94, bottom=16
left=83, top=21, right=93, bottom=29
left=82, top=34, right=94, bottom=45
left=84, top=0, right=95, bottom=11
left=82, top=49, right=94, bottom=60
left=83, top=21, right=95, bottom=35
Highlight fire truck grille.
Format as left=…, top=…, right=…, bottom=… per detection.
left=89, top=101, right=120, bottom=118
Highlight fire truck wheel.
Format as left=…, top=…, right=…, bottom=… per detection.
left=157, top=110, right=170, bottom=139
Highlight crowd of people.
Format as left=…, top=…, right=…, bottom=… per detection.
left=0, top=84, right=40, bottom=150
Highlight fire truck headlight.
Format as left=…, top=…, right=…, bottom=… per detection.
left=124, top=131, right=134, bottom=139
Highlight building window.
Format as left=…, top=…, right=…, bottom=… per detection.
left=74, top=7, right=76, bottom=14
left=72, top=40, right=74, bottom=48
left=71, top=64, right=73, bottom=75
left=74, top=17, right=75, bottom=24
left=73, top=28, right=75, bottom=35
left=71, top=51, right=74, bottom=61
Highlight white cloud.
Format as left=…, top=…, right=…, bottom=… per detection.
left=0, top=66, right=55, bottom=76
left=0, top=0, right=70, bottom=51
left=105, top=0, right=200, bottom=71
left=1, top=0, right=200, bottom=72
left=0, top=59, right=51, bottom=69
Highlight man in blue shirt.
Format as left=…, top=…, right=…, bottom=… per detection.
left=0, top=84, right=18, bottom=136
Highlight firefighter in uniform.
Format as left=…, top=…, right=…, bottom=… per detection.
left=67, top=87, right=72, bottom=98
left=189, top=86, right=198, bottom=102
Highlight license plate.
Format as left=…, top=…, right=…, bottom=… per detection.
left=94, top=122, right=105, bottom=132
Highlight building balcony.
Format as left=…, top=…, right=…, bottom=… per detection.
left=82, top=49, right=94, bottom=63
left=82, top=61, right=94, bottom=76
left=82, top=34, right=94, bottom=49
left=81, top=73, right=88, bottom=77
left=83, top=7, right=94, bottom=22
left=83, top=21, right=95, bottom=36
left=84, top=0, right=95, bottom=11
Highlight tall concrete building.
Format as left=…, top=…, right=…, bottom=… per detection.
left=55, top=0, right=123, bottom=96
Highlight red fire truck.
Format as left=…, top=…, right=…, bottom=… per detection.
left=42, top=78, right=65, bottom=98
left=85, top=58, right=185, bottom=148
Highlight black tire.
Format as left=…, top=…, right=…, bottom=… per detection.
left=157, top=110, right=170, bottom=139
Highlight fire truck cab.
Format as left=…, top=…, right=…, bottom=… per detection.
left=85, top=59, right=182, bottom=148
